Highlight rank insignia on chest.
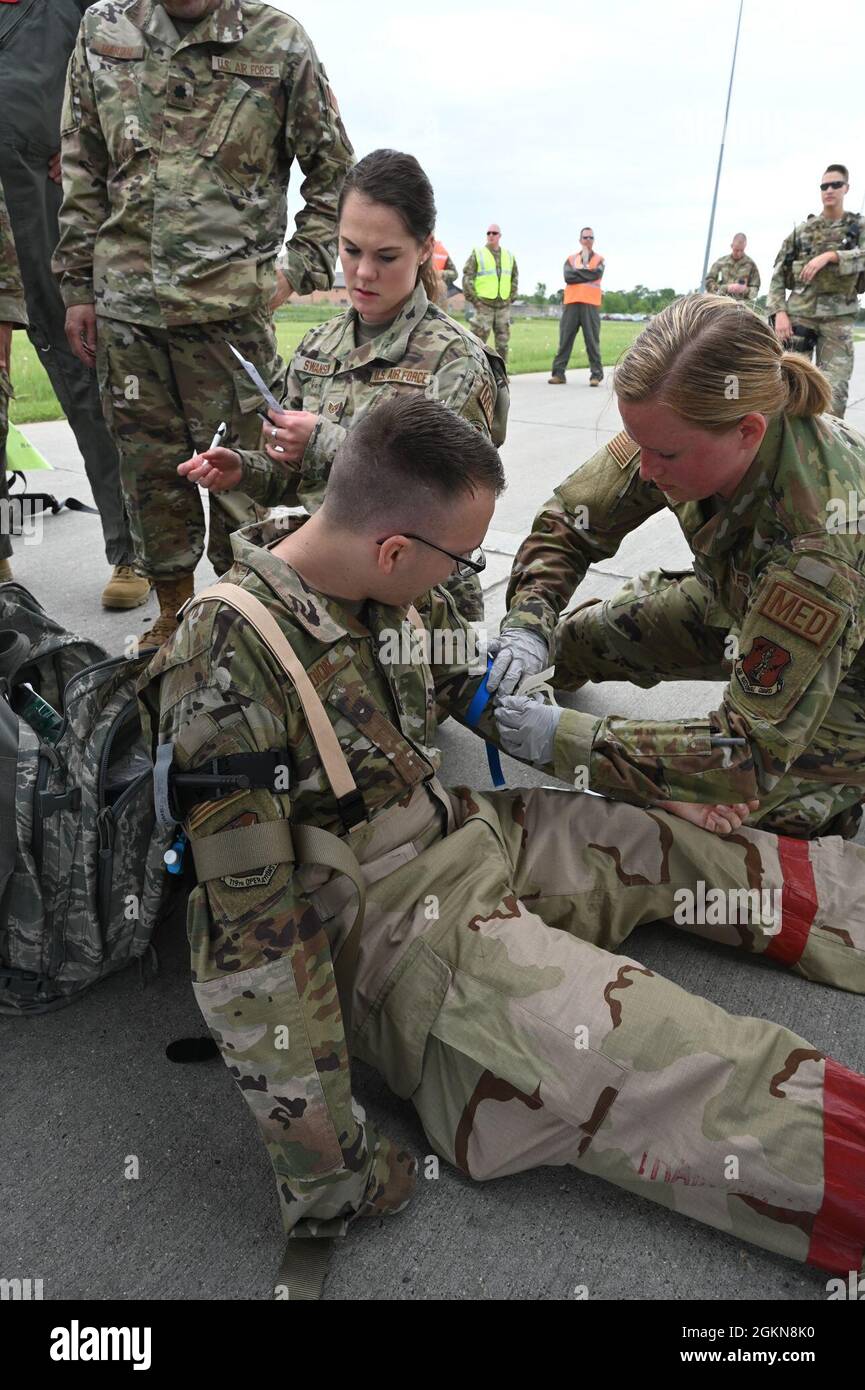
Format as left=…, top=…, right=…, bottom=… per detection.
left=734, top=637, right=792, bottom=696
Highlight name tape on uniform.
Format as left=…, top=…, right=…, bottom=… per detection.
left=294, top=357, right=335, bottom=377
left=91, top=42, right=144, bottom=60
left=757, top=579, right=841, bottom=647
left=369, top=368, right=432, bottom=387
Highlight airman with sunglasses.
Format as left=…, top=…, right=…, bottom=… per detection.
left=767, top=164, right=865, bottom=416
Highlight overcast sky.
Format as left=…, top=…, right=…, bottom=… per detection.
left=276, top=0, right=864, bottom=296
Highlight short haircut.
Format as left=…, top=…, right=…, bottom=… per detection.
left=824, top=163, right=849, bottom=182
left=732, top=232, right=746, bottom=241
left=580, top=227, right=594, bottom=237
left=323, top=395, right=506, bottom=533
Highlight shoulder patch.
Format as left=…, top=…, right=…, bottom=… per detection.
left=606, top=430, right=640, bottom=470
left=756, top=578, right=841, bottom=647
left=478, top=381, right=494, bottom=432
left=212, top=56, right=280, bottom=79
left=735, top=637, right=792, bottom=696
left=369, top=367, right=432, bottom=387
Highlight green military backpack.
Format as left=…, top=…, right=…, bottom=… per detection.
left=0, top=582, right=177, bottom=1014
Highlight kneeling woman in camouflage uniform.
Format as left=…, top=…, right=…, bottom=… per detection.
left=495, top=296, right=865, bottom=839
left=180, top=149, right=509, bottom=622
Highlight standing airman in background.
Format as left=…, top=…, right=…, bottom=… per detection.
left=549, top=227, right=605, bottom=386
left=0, top=183, right=28, bottom=582
left=767, top=164, right=865, bottom=417
left=53, top=0, right=353, bottom=646
left=705, top=233, right=760, bottom=302
left=0, top=0, right=144, bottom=610
left=462, top=224, right=518, bottom=365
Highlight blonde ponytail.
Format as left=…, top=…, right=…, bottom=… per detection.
left=780, top=352, right=832, bottom=417
left=614, top=295, right=830, bottom=431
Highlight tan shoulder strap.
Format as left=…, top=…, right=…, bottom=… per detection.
left=187, top=582, right=364, bottom=824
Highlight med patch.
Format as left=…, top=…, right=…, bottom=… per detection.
left=756, top=578, right=841, bottom=646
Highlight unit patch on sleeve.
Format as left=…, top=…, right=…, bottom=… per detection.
left=734, top=637, right=792, bottom=697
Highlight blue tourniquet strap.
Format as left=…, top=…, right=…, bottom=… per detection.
left=465, top=660, right=505, bottom=788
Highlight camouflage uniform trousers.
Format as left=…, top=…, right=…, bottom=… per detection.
left=95, top=311, right=281, bottom=579
left=552, top=569, right=865, bottom=838
left=471, top=301, right=512, bottom=364
left=351, top=786, right=865, bottom=1275
left=792, top=317, right=855, bottom=418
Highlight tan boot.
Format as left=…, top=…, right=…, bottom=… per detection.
left=0, top=558, right=12, bottom=583
left=101, top=564, right=152, bottom=610
left=139, top=575, right=195, bottom=649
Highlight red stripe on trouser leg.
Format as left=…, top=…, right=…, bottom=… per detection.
left=764, top=836, right=816, bottom=967
left=807, top=1058, right=865, bottom=1274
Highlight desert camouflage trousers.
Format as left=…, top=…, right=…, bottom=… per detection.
left=552, top=569, right=865, bottom=838
left=794, top=316, right=854, bottom=418
left=352, top=786, right=865, bottom=1276
left=95, top=311, right=282, bottom=579
left=471, top=302, right=512, bottom=364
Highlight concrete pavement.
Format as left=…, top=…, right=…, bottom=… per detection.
left=2, top=354, right=865, bottom=1302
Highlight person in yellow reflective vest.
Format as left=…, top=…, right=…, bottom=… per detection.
left=462, top=224, right=518, bottom=365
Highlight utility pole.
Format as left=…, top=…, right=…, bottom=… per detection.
left=700, top=0, right=744, bottom=289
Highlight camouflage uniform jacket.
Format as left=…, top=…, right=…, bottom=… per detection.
left=138, top=519, right=501, bottom=1238
left=766, top=213, right=865, bottom=321
left=52, top=0, right=354, bottom=326
left=505, top=415, right=865, bottom=805
left=704, top=253, right=761, bottom=301
left=237, top=280, right=509, bottom=509
left=462, top=246, right=519, bottom=306
left=0, top=184, right=28, bottom=327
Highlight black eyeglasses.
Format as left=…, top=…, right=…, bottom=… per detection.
left=486, top=230, right=500, bottom=236
left=581, top=235, right=594, bottom=240
left=377, top=534, right=486, bottom=577
left=820, top=180, right=846, bottom=191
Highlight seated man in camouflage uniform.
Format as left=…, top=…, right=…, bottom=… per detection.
left=141, top=395, right=865, bottom=1297
left=493, top=296, right=865, bottom=840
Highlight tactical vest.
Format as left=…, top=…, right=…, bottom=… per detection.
left=784, top=213, right=865, bottom=298
left=474, top=246, right=513, bottom=300
left=564, top=252, right=603, bottom=306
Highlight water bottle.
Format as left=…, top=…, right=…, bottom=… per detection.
left=11, top=682, right=64, bottom=744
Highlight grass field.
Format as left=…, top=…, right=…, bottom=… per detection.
left=7, top=311, right=643, bottom=425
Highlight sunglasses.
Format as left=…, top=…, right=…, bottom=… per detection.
left=820, top=180, right=846, bottom=191
left=377, top=535, right=486, bottom=577
left=486, top=230, right=500, bottom=236
left=581, top=235, right=594, bottom=240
